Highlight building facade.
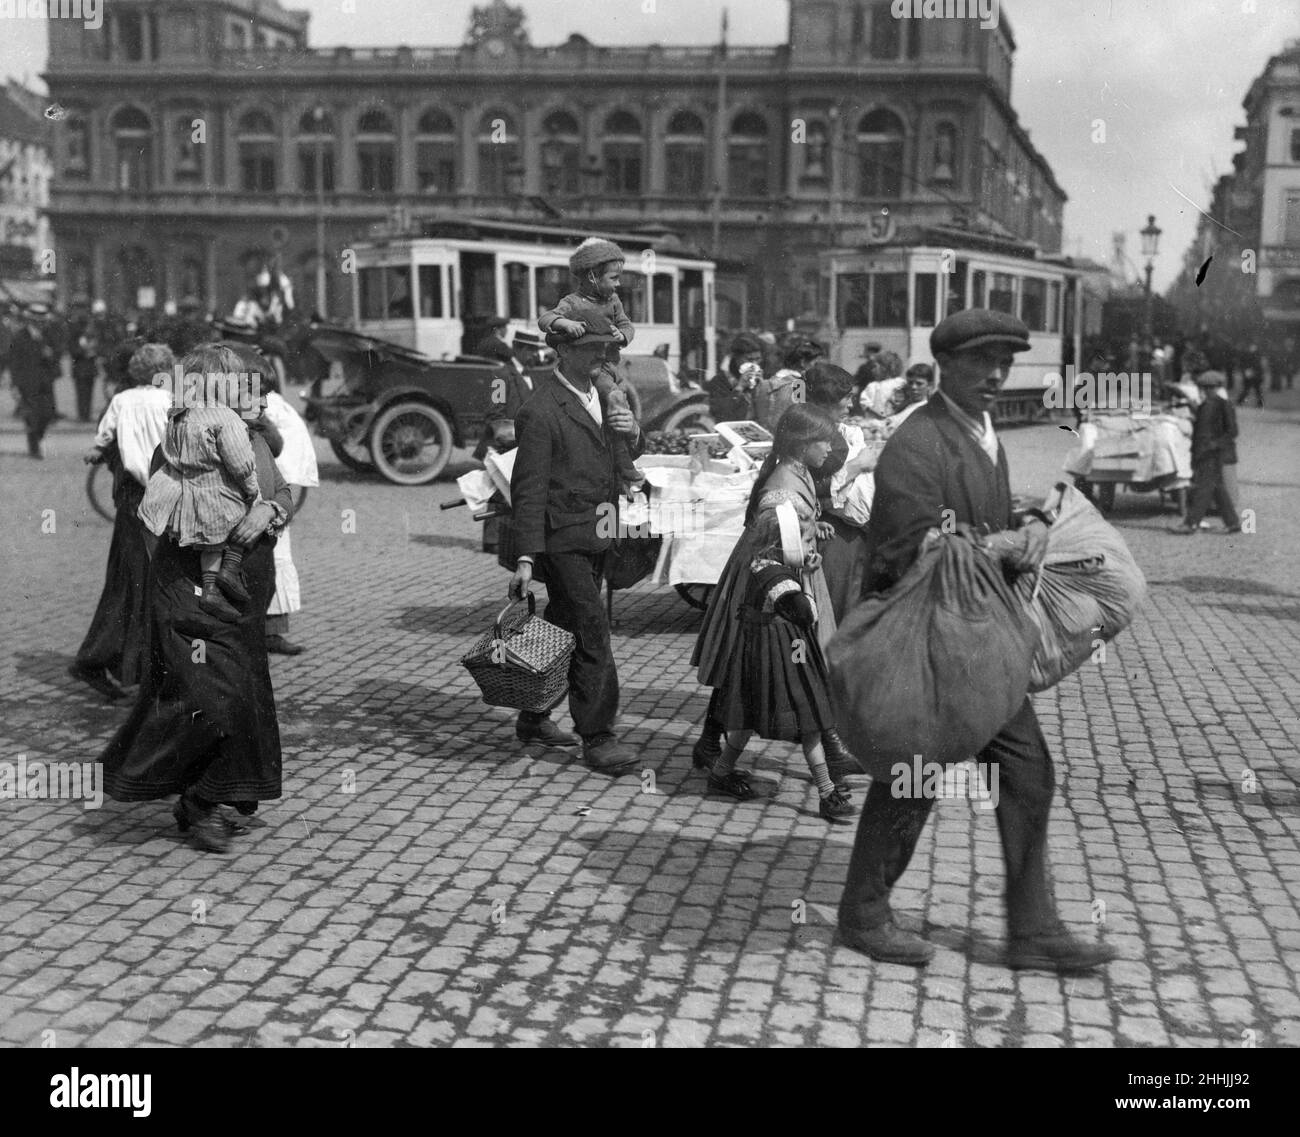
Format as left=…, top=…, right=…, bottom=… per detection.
left=44, top=0, right=1066, bottom=330
left=0, top=80, right=53, bottom=299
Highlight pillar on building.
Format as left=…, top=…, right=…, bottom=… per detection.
left=337, top=104, right=357, bottom=195
left=646, top=105, right=666, bottom=197
left=520, top=102, right=542, bottom=197
left=395, top=102, right=416, bottom=195
left=458, top=102, right=477, bottom=196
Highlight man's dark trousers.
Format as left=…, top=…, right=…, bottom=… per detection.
left=537, top=550, right=618, bottom=741
left=838, top=698, right=1060, bottom=938
left=1185, top=454, right=1240, bottom=529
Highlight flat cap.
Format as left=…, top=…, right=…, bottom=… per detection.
left=931, top=308, right=1031, bottom=356
left=1195, top=369, right=1227, bottom=387
left=544, top=310, right=624, bottom=349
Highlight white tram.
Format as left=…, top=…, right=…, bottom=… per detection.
left=350, top=215, right=717, bottom=376
left=822, top=232, right=1082, bottom=420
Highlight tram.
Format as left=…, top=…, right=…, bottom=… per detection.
left=821, top=229, right=1083, bottom=421
left=349, top=215, right=717, bottom=377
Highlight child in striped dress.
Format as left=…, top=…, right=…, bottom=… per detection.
left=138, top=347, right=263, bottom=623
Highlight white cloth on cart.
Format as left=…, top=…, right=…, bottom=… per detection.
left=264, top=392, right=319, bottom=487
left=1063, top=414, right=1192, bottom=481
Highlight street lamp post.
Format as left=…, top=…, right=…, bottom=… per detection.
left=1140, top=213, right=1162, bottom=359
left=314, top=105, right=327, bottom=320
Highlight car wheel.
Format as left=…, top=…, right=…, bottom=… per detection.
left=674, top=583, right=714, bottom=610
left=330, top=438, right=376, bottom=472
left=658, top=402, right=716, bottom=435
left=370, top=402, right=454, bottom=485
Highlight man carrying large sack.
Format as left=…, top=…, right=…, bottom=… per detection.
left=836, top=309, right=1118, bottom=974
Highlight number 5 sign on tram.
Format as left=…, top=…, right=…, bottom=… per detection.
left=865, top=213, right=894, bottom=243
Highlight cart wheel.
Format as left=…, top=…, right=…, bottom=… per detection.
left=1098, top=483, right=1116, bottom=513
left=675, top=584, right=714, bottom=610
left=86, top=464, right=115, bottom=522
left=330, top=437, right=376, bottom=473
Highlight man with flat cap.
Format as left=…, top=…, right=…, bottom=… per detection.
left=507, top=323, right=643, bottom=775
left=837, top=308, right=1118, bottom=974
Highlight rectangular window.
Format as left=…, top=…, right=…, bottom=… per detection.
left=504, top=262, right=530, bottom=321
left=1284, top=192, right=1300, bottom=244
left=652, top=273, right=674, bottom=324
left=838, top=273, right=871, bottom=327
left=620, top=271, right=647, bottom=324
left=418, top=265, right=443, bottom=318
left=914, top=272, right=937, bottom=327
left=239, top=147, right=275, bottom=192
left=871, top=272, right=908, bottom=327
left=988, top=272, right=1016, bottom=315
left=1020, top=277, right=1048, bottom=332
left=1291, top=128, right=1300, bottom=164
left=535, top=266, right=568, bottom=314
left=118, top=13, right=145, bottom=61
left=665, top=144, right=705, bottom=196
left=947, top=260, right=968, bottom=315
left=971, top=269, right=987, bottom=309
left=603, top=144, right=643, bottom=195
left=298, top=148, right=335, bottom=192
left=358, top=147, right=395, bottom=194
left=417, top=142, right=456, bottom=194
left=385, top=266, right=412, bottom=319
left=359, top=267, right=384, bottom=321
left=727, top=144, right=768, bottom=197
left=1046, top=281, right=1062, bottom=334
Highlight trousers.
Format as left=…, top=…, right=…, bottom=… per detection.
left=1185, top=456, right=1240, bottom=529
left=838, top=697, right=1060, bottom=938
left=537, top=550, right=618, bottom=740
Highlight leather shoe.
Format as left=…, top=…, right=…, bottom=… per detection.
left=1006, top=931, right=1117, bottom=973
left=822, top=728, right=864, bottom=788
left=516, top=714, right=579, bottom=748
left=265, top=634, right=306, bottom=655
left=583, top=735, right=638, bottom=775
left=839, top=921, right=934, bottom=967
left=691, top=720, right=723, bottom=771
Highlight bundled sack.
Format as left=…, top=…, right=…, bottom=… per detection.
left=827, top=531, right=1040, bottom=778
left=1014, top=482, right=1146, bottom=692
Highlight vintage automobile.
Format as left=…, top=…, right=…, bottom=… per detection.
left=299, top=323, right=715, bottom=486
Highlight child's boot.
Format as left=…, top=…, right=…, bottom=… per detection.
left=215, top=546, right=251, bottom=606
left=199, top=581, right=242, bottom=623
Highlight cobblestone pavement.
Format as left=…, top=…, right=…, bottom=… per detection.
left=1, top=383, right=1298, bottom=1048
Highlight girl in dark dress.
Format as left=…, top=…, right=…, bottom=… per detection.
left=98, top=351, right=291, bottom=853
left=690, top=404, right=856, bottom=823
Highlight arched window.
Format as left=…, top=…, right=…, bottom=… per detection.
left=665, top=110, right=706, bottom=196
left=931, top=121, right=958, bottom=185
left=857, top=109, right=903, bottom=198
left=63, top=112, right=90, bottom=178
left=173, top=113, right=203, bottom=181
left=297, top=108, right=336, bottom=193
left=236, top=109, right=276, bottom=192
left=112, top=106, right=152, bottom=192
left=416, top=108, right=456, bottom=194
left=541, top=110, right=581, bottom=197
left=602, top=110, right=643, bottom=195
left=478, top=111, right=521, bottom=196
left=356, top=108, right=395, bottom=193
left=727, top=111, right=769, bottom=197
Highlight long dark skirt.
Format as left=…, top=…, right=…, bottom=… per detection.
left=711, top=609, right=835, bottom=742
left=75, top=474, right=150, bottom=686
left=99, top=535, right=282, bottom=803
left=819, top=514, right=868, bottom=624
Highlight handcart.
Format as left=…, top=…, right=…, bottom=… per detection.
left=1063, top=410, right=1193, bottom=515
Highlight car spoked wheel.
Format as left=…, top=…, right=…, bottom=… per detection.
left=369, top=402, right=454, bottom=485
left=658, top=402, right=715, bottom=435
left=330, top=437, right=376, bottom=472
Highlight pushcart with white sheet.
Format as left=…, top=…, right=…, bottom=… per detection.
left=1062, top=411, right=1193, bottom=515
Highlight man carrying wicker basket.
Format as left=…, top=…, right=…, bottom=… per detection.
left=507, top=325, right=644, bottom=775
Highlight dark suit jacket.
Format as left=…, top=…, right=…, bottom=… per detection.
left=863, top=393, right=1014, bottom=594
left=510, top=372, right=644, bottom=557
left=1191, top=393, right=1238, bottom=465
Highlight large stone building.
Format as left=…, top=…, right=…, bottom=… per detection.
left=0, top=80, right=53, bottom=302
left=44, top=0, right=1066, bottom=329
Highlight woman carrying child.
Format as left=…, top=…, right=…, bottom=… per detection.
left=689, top=404, right=856, bottom=823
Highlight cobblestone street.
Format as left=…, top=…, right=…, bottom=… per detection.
left=2, top=386, right=1298, bottom=1049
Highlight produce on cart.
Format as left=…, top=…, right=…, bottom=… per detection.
left=1062, top=410, right=1192, bottom=514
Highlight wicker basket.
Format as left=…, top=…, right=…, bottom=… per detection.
left=461, top=593, right=574, bottom=713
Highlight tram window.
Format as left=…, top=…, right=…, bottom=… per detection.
left=871, top=272, right=908, bottom=327
left=652, top=273, right=674, bottom=324
left=535, top=265, right=567, bottom=313
left=418, top=265, right=443, bottom=318
left=621, top=271, right=647, bottom=323
left=358, top=267, right=384, bottom=321
left=504, top=262, right=530, bottom=321
left=838, top=273, right=871, bottom=327
left=914, top=273, right=938, bottom=327
left=988, top=272, right=1016, bottom=315
left=971, top=269, right=987, bottom=308
left=947, top=260, right=968, bottom=316
left=1021, top=277, right=1048, bottom=332
left=1046, top=281, right=1062, bottom=333
left=385, top=267, right=413, bottom=319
